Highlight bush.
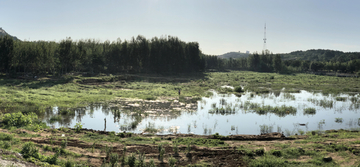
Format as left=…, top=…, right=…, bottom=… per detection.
left=270, top=150, right=282, bottom=157
left=2, top=112, right=38, bottom=127
left=234, top=86, right=244, bottom=93
left=255, top=148, right=265, bottom=156
left=21, top=142, right=39, bottom=159
left=74, top=122, right=82, bottom=133
left=110, top=153, right=119, bottom=167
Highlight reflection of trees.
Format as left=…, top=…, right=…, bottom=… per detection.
left=41, top=100, right=197, bottom=131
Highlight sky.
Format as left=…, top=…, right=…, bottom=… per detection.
left=1, top=0, right=359, bottom=55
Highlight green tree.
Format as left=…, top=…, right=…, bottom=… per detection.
left=273, top=54, right=282, bottom=73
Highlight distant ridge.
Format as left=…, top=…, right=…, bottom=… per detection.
left=217, top=52, right=250, bottom=59
left=0, top=27, right=19, bottom=40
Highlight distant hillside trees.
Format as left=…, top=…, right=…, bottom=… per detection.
left=203, top=49, right=360, bottom=74
left=0, top=35, right=205, bottom=75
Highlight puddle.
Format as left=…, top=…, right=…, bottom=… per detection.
left=42, top=90, right=360, bottom=136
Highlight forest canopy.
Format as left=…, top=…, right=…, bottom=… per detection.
left=1, top=35, right=360, bottom=75
left=0, top=35, right=205, bottom=75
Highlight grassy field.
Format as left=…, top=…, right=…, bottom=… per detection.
left=1, top=71, right=359, bottom=114
left=0, top=71, right=360, bottom=166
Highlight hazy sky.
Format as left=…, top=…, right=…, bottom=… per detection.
left=1, top=0, right=359, bottom=55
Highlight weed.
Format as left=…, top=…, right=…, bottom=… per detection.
left=270, top=149, right=282, bottom=157
left=2, top=112, right=38, bottom=127
left=158, top=144, right=165, bottom=163
left=74, top=122, right=82, bottom=133
left=168, top=156, right=177, bottom=167
left=109, top=153, right=119, bottom=167
left=298, top=129, right=305, bottom=135
left=249, top=154, right=286, bottom=167
left=335, top=118, right=343, bottom=123
left=61, top=138, right=67, bottom=149
left=259, top=124, right=273, bottom=134
left=304, top=107, right=316, bottom=115
left=335, top=97, right=347, bottom=101
left=175, top=138, right=226, bottom=147
left=283, top=93, right=296, bottom=100
left=21, top=142, right=39, bottom=159
left=234, top=86, right=244, bottom=93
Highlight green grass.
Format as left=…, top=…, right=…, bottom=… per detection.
left=173, top=137, right=227, bottom=147
left=304, top=107, right=316, bottom=115
left=335, top=97, right=347, bottom=101
left=1, top=71, right=359, bottom=114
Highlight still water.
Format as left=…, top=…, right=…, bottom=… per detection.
left=43, top=90, right=360, bottom=136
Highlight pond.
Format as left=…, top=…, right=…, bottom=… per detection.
left=42, top=90, right=360, bottom=136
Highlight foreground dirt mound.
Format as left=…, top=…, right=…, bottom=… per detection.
left=0, top=149, right=38, bottom=167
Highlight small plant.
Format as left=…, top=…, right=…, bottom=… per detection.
left=21, top=142, right=39, bottom=159
left=3, top=141, right=11, bottom=149
left=335, top=118, right=343, bottom=123
left=74, top=122, right=83, bottom=133
left=128, top=153, right=136, bottom=167
left=65, top=159, right=75, bottom=167
left=259, top=124, right=273, bottom=134
left=148, top=159, right=156, bottom=167
left=304, top=107, right=316, bottom=115
left=61, top=139, right=67, bottom=149
left=46, top=151, right=60, bottom=165
left=203, top=127, right=208, bottom=135
left=104, top=145, right=113, bottom=159
left=91, top=142, right=96, bottom=153
left=335, top=97, right=347, bottom=101
left=298, top=129, right=305, bottom=135
left=234, top=86, right=244, bottom=93
left=110, top=153, right=119, bottom=167
left=271, top=150, right=282, bottom=157
left=168, top=156, right=177, bottom=167
left=173, top=141, right=179, bottom=156
left=158, top=144, right=165, bottom=163
left=255, top=148, right=265, bottom=156
left=138, top=152, right=146, bottom=167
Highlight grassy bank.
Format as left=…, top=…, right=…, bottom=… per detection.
left=0, top=113, right=360, bottom=166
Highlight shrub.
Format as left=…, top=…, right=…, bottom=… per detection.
left=61, top=139, right=67, bottom=149
left=270, top=150, right=282, bottom=157
left=110, top=153, right=119, bottom=167
left=255, top=148, right=264, bottom=156
left=74, top=122, right=82, bottom=133
left=2, top=112, right=38, bottom=127
left=234, top=86, right=244, bottom=93
left=168, top=156, right=177, bottom=167
left=21, top=142, right=39, bottom=159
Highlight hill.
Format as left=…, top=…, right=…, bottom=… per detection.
left=0, top=27, right=19, bottom=40
left=280, top=49, right=360, bottom=62
left=218, top=52, right=249, bottom=59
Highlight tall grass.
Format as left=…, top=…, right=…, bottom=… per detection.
left=303, top=107, right=316, bottom=115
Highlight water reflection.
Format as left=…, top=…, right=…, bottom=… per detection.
left=42, top=90, right=360, bottom=136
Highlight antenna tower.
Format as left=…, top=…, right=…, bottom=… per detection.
left=263, top=23, right=267, bottom=52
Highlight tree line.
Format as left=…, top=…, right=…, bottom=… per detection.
left=1, top=34, right=359, bottom=75
left=203, top=49, right=360, bottom=74
left=0, top=35, right=205, bottom=75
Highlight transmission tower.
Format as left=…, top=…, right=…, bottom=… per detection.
left=263, top=23, right=267, bottom=52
